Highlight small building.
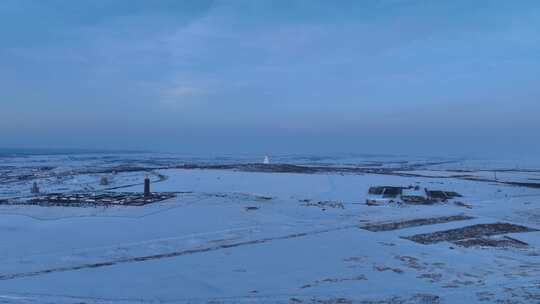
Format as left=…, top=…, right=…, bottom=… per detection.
left=401, top=188, right=428, bottom=204
left=425, top=189, right=462, bottom=202
left=366, top=186, right=403, bottom=205
left=31, top=182, right=40, bottom=194
left=368, top=186, right=403, bottom=198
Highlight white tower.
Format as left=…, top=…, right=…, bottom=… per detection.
left=263, top=155, right=270, bottom=165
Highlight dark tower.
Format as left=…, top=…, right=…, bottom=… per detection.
left=144, top=176, right=151, bottom=197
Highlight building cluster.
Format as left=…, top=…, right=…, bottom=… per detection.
left=7, top=176, right=175, bottom=207
left=366, top=185, right=462, bottom=206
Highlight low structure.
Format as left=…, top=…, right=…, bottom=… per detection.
left=23, top=192, right=176, bottom=207
left=401, top=188, right=428, bottom=204
left=425, top=190, right=462, bottom=202
left=366, top=186, right=403, bottom=205
left=367, top=185, right=462, bottom=206
left=30, top=182, right=40, bottom=194
left=368, top=186, right=403, bottom=198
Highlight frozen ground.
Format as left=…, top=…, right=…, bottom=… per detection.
left=0, top=152, right=540, bottom=303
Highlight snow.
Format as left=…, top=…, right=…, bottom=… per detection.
left=0, top=153, right=539, bottom=303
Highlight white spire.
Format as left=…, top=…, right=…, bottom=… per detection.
left=263, top=155, right=270, bottom=164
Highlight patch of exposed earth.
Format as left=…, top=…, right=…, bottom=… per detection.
left=403, top=223, right=538, bottom=246
left=360, top=215, right=475, bottom=232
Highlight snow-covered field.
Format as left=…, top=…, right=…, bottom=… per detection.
left=0, top=152, right=539, bottom=303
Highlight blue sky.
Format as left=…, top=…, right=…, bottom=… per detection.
left=1, top=0, right=539, bottom=156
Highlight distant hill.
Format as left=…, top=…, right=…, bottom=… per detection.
left=0, top=148, right=148, bottom=157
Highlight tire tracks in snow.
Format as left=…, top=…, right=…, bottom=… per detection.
left=0, top=224, right=357, bottom=281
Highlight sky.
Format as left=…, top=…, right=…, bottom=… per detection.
left=1, top=0, right=539, bottom=157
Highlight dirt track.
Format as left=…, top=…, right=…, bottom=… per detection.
left=0, top=225, right=357, bottom=281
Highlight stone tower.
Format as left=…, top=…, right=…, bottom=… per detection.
left=144, top=176, right=151, bottom=197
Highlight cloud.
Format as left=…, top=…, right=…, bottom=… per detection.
left=159, top=84, right=208, bottom=109
left=2, top=0, right=540, bottom=155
